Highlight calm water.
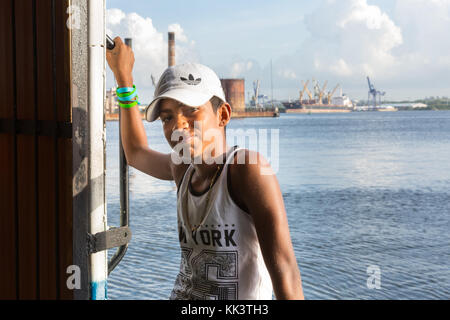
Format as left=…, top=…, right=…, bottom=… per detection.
left=106, top=111, right=450, bottom=300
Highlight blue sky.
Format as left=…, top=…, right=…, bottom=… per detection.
left=106, top=0, right=318, bottom=65
left=106, top=0, right=450, bottom=103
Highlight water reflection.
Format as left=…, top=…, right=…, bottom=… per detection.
left=106, top=111, right=450, bottom=300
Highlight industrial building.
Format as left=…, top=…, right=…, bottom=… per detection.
left=220, top=78, right=246, bottom=112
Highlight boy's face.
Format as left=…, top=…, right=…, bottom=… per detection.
left=159, top=98, right=226, bottom=160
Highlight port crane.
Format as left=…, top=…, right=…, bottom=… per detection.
left=150, top=74, right=156, bottom=87
left=327, top=84, right=340, bottom=105
left=312, top=78, right=320, bottom=101
left=299, top=79, right=343, bottom=105
left=294, top=79, right=353, bottom=108
left=303, top=81, right=314, bottom=102
left=252, top=80, right=260, bottom=108
left=367, top=77, right=385, bottom=109
left=299, top=80, right=310, bottom=102
left=318, top=80, right=328, bottom=105
left=377, top=90, right=386, bottom=106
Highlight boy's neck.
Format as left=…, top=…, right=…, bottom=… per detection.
left=192, top=142, right=231, bottom=180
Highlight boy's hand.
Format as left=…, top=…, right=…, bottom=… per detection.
left=106, top=36, right=135, bottom=87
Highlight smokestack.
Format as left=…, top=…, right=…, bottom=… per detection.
left=168, top=32, right=175, bottom=67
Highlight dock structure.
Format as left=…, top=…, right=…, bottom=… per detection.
left=0, top=0, right=125, bottom=300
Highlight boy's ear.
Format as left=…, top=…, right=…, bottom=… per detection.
left=218, top=103, right=232, bottom=127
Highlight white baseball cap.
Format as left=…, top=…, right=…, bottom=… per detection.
left=144, top=63, right=227, bottom=122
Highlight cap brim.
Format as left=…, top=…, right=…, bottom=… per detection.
left=144, top=88, right=212, bottom=122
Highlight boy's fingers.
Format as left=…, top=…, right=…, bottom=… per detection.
left=106, top=49, right=115, bottom=58
left=110, top=36, right=124, bottom=51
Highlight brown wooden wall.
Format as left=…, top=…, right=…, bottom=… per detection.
left=0, top=0, right=73, bottom=299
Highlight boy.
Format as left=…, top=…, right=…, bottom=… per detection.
left=106, top=37, right=304, bottom=300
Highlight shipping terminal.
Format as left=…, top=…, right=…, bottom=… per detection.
left=282, top=79, right=354, bottom=113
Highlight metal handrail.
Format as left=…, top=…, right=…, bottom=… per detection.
left=106, top=36, right=131, bottom=275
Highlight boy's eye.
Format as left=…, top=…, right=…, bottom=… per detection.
left=161, top=116, right=172, bottom=123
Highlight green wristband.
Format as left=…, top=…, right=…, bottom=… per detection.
left=119, top=100, right=138, bottom=108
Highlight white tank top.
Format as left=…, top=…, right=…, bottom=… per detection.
left=170, top=146, right=273, bottom=300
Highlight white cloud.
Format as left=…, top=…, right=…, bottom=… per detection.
left=214, top=0, right=407, bottom=100
left=230, top=60, right=254, bottom=78
left=106, top=9, right=198, bottom=103
left=392, top=0, right=450, bottom=85
left=300, top=0, right=403, bottom=79
left=279, top=69, right=297, bottom=79
left=329, top=59, right=353, bottom=77
left=264, top=0, right=449, bottom=99
left=106, top=2, right=450, bottom=102
left=107, top=8, right=126, bottom=25
left=168, top=23, right=188, bottom=43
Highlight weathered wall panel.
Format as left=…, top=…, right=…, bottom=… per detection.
left=0, top=0, right=73, bottom=300
left=15, top=0, right=38, bottom=299
left=0, top=0, right=17, bottom=301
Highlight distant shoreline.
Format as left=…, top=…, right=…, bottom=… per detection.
left=105, top=108, right=450, bottom=121
left=105, top=110, right=280, bottom=121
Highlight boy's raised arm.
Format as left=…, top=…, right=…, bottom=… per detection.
left=106, top=36, right=173, bottom=181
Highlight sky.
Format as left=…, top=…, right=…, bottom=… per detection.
left=105, top=0, right=450, bottom=104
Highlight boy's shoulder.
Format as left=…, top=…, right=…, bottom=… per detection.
left=229, top=148, right=272, bottom=174
left=228, top=148, right=278, bottom=214
left=228, top=148, right=275, bottom=190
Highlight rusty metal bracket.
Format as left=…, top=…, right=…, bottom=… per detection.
left=87, top=226, right=132, bottom=254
